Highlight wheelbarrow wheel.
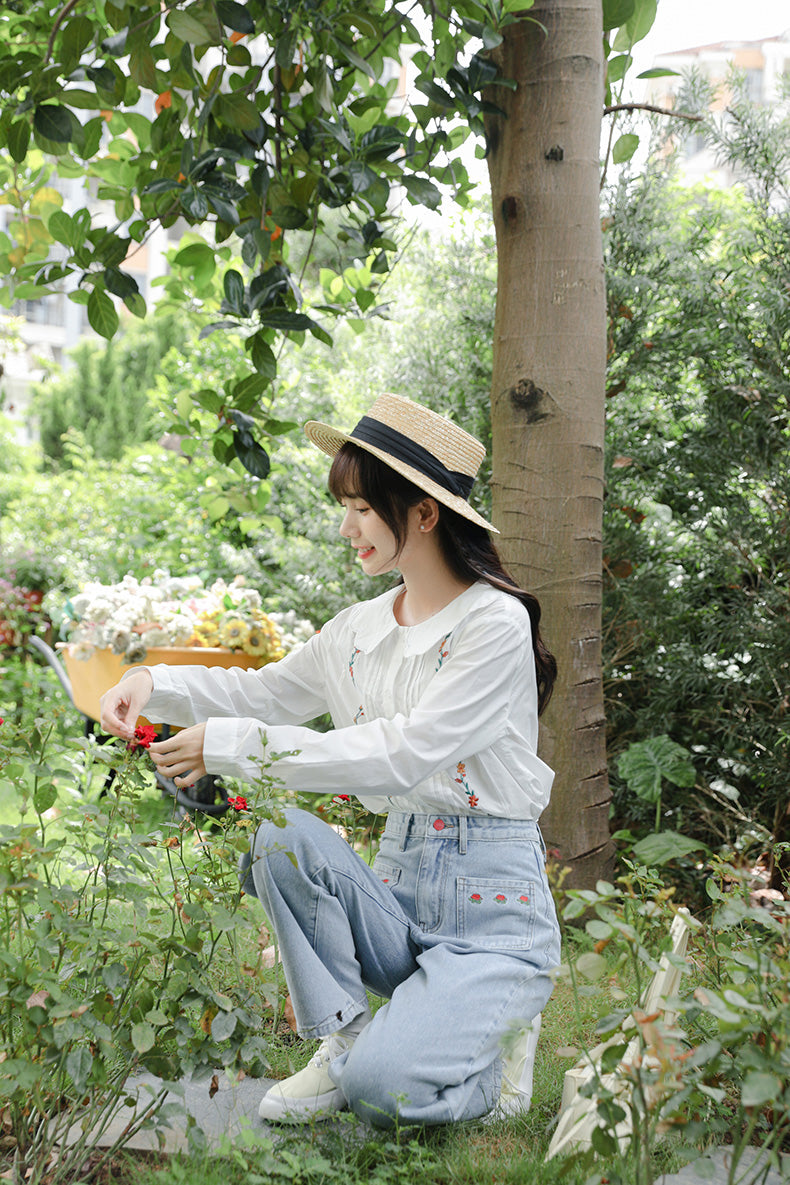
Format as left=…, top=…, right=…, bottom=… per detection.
left=155, top=771, right=230, bottom=817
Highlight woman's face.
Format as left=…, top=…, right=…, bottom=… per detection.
left=338, top=497, right=402, bottom=577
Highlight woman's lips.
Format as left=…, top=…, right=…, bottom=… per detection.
left=356, top=547, right=375, bottom=559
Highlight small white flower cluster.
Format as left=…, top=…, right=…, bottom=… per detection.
left=59, top=571, right=313, bottom=665
left=268, top=610, right=316, bottom=653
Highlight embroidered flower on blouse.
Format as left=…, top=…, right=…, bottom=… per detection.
left=354, top=705, right=365, bottom=724
left=348, top=646, right=361, bottom=683
left=469, top=893, right=483, bottom=904
left=454, top=760, right=480, bottom=809
left=495, top=894, right=507, bottom=904
left=435, top=632, right=451, bottom=672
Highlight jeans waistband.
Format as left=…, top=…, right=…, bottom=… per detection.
left=382, top=811, right=541, bottom=852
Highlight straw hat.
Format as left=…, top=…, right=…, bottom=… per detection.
left=304, top=393, right=497, bottom=532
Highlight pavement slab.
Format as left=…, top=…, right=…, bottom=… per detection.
left=659, top=1145, right=789, bottom=1185
left=65, top=1071, right=282, bottom=1154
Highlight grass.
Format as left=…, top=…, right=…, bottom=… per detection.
left=79, top=964, right=639, bottom=1185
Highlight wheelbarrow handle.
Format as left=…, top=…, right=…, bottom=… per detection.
left=28, top=635, right=74, bottom=704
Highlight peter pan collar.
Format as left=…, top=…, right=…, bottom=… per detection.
left=349, top=581, right=496, bottom=656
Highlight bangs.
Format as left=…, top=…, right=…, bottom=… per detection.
left=327, top=443, right=366, bottom=502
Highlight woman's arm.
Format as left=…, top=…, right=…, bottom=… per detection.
left=100, top=628, right=330, bottom=738
left=201, top=610, right=536, bottom=793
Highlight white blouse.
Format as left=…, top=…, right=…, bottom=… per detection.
left=142, top=580, right=554, bottom=820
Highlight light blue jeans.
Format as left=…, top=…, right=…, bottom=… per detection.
left=243, top=808, right=561, bottom=1127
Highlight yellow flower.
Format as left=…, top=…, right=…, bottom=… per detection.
left=244, top=625, right=284, bottom=660
left=219, top=617, right=251, bottom=649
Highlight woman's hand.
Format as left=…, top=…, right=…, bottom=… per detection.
left=100, top=669, right=154, bottom=740
left=149, top=724, right=207, bottom=787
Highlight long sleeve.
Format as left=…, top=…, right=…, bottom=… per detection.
left=142, top=628, right=331, bottom=728
left=201, top=609, right=535, bottom=796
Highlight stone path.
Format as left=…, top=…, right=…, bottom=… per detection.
left=71, top=1072, right=789, bottom=1185
left=659, top=1145, right=788, bottom=1185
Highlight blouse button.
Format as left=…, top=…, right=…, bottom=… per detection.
left=433, top=818, right=445, bottom=831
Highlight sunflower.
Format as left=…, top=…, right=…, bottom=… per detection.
left=219, top=617, right=251, bottom=649
left=190, top=620, right=221, bottom=647
left=243, top=622, right=285, bottom=660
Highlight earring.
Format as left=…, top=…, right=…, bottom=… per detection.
left=420, top=525, right=425, bottom=531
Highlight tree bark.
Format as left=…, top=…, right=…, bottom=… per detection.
left=484, top=0, right=613, bottom=886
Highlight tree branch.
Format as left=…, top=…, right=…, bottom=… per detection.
left=604, top=102, right=703, bottom=123
left=45, top=0, right=80, bottom=65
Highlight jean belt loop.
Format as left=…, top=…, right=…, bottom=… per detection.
left=459, top=814, right=468, bottom=855
left=399, top=814, right=411, bottom=852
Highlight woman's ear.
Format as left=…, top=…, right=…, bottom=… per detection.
left=416, top=498, right=440, bottom=533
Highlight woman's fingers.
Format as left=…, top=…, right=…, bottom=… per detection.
left=149, top=724, right=207, bottom=786
left=100, top=671, right=153, bottom=738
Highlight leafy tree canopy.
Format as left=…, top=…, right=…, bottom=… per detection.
left=0, top=0, right=661, bottom=484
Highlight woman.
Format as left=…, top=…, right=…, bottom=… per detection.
left=100, top=393, right=561, bottom=1128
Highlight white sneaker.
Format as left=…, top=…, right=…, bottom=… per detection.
left=258, top=1032, right=352, bottom=1124
left=486, top=1014, right=542, bottom=1121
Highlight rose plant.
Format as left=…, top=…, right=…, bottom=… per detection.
left=0, top=710, right=289, bottom=1185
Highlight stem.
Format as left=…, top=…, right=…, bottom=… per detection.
left=44, top=0, right=80, bottom=65
left=604, top=102, right=703, bottom=122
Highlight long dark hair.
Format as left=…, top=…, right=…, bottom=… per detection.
left=328, top=442, right=557, bottom=715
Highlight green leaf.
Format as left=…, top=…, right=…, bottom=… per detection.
left=741, top=1072, right=782, bottom=1108
left=269, top=204, right=308, bottom=229
left=168, top=8, right=216, bottom=45
left=606, top=54, right=632, bottom=84
left=33, top=104, right=73, bottom=144
left=631, top=830, right=708, bottom=867
left=87, top=287, right=119, bottom=339
left=130, top=46, right=158, bottom=90
left=33, top=783, right=57, bottom=814
left=7, top=119, right=30, bottom=163
left=215, top=91, right=260, bottom=131
left=216, top=1, right=255, bottom=34
left=66, top=1047, right=93, bottom=1091
left=575, top=952, right=609, bottom=981
left=234, top=437, right=270, bottom=478
left=612, top=132, right=639, bottom=164
left=401, top=175, right=442, bottom=210
left=250, top=333, right=276, bottom=379
left=613, top=0, right=657, bottom=49
left=637, top=67, right=680, bottom=79
left=231, top=373, right=268, bottom=403
left=257, top=309, right=316, bottom=332
left=617, top=735, right=695, bottom=802
left=591, top=1126, right=618, bottom=1157
left=602, top=0, right=635, bottom=31
left=223, top=268, right=246, bottom=315
left=131, top=1022, right=156, bottom=1053
left=211, top=1009, right=238, bottom=1041
left=205, top=189, right=239, bottom=225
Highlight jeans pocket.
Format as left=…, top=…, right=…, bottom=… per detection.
left=457, top=876, right=537, bottom=950
left=372, top=860, right=402, bottom=889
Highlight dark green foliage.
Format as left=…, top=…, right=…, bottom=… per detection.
left=35, top=314, right=189, bottom=466
left=603, top=96, right=790, bottom=843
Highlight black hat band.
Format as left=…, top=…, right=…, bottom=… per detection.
left=350, top=416, right=475, bottom=501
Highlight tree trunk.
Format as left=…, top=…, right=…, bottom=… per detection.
left=484, top=0, right=613, bottom=886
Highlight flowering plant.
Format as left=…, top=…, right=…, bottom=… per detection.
left=54, top=570, right=314, bottom=665
left=0, top=577, right=45, bottom=646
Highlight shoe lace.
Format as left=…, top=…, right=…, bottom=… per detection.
left=308, top=1032, right=351, bottom=1070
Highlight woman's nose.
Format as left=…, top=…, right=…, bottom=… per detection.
left=339, top=510, right=356, bottom=538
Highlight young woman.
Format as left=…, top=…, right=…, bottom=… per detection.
left=100, top=393, right=561, bottom=1128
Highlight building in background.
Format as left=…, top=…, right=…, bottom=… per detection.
left=646, top=28, right=790, bottom=186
